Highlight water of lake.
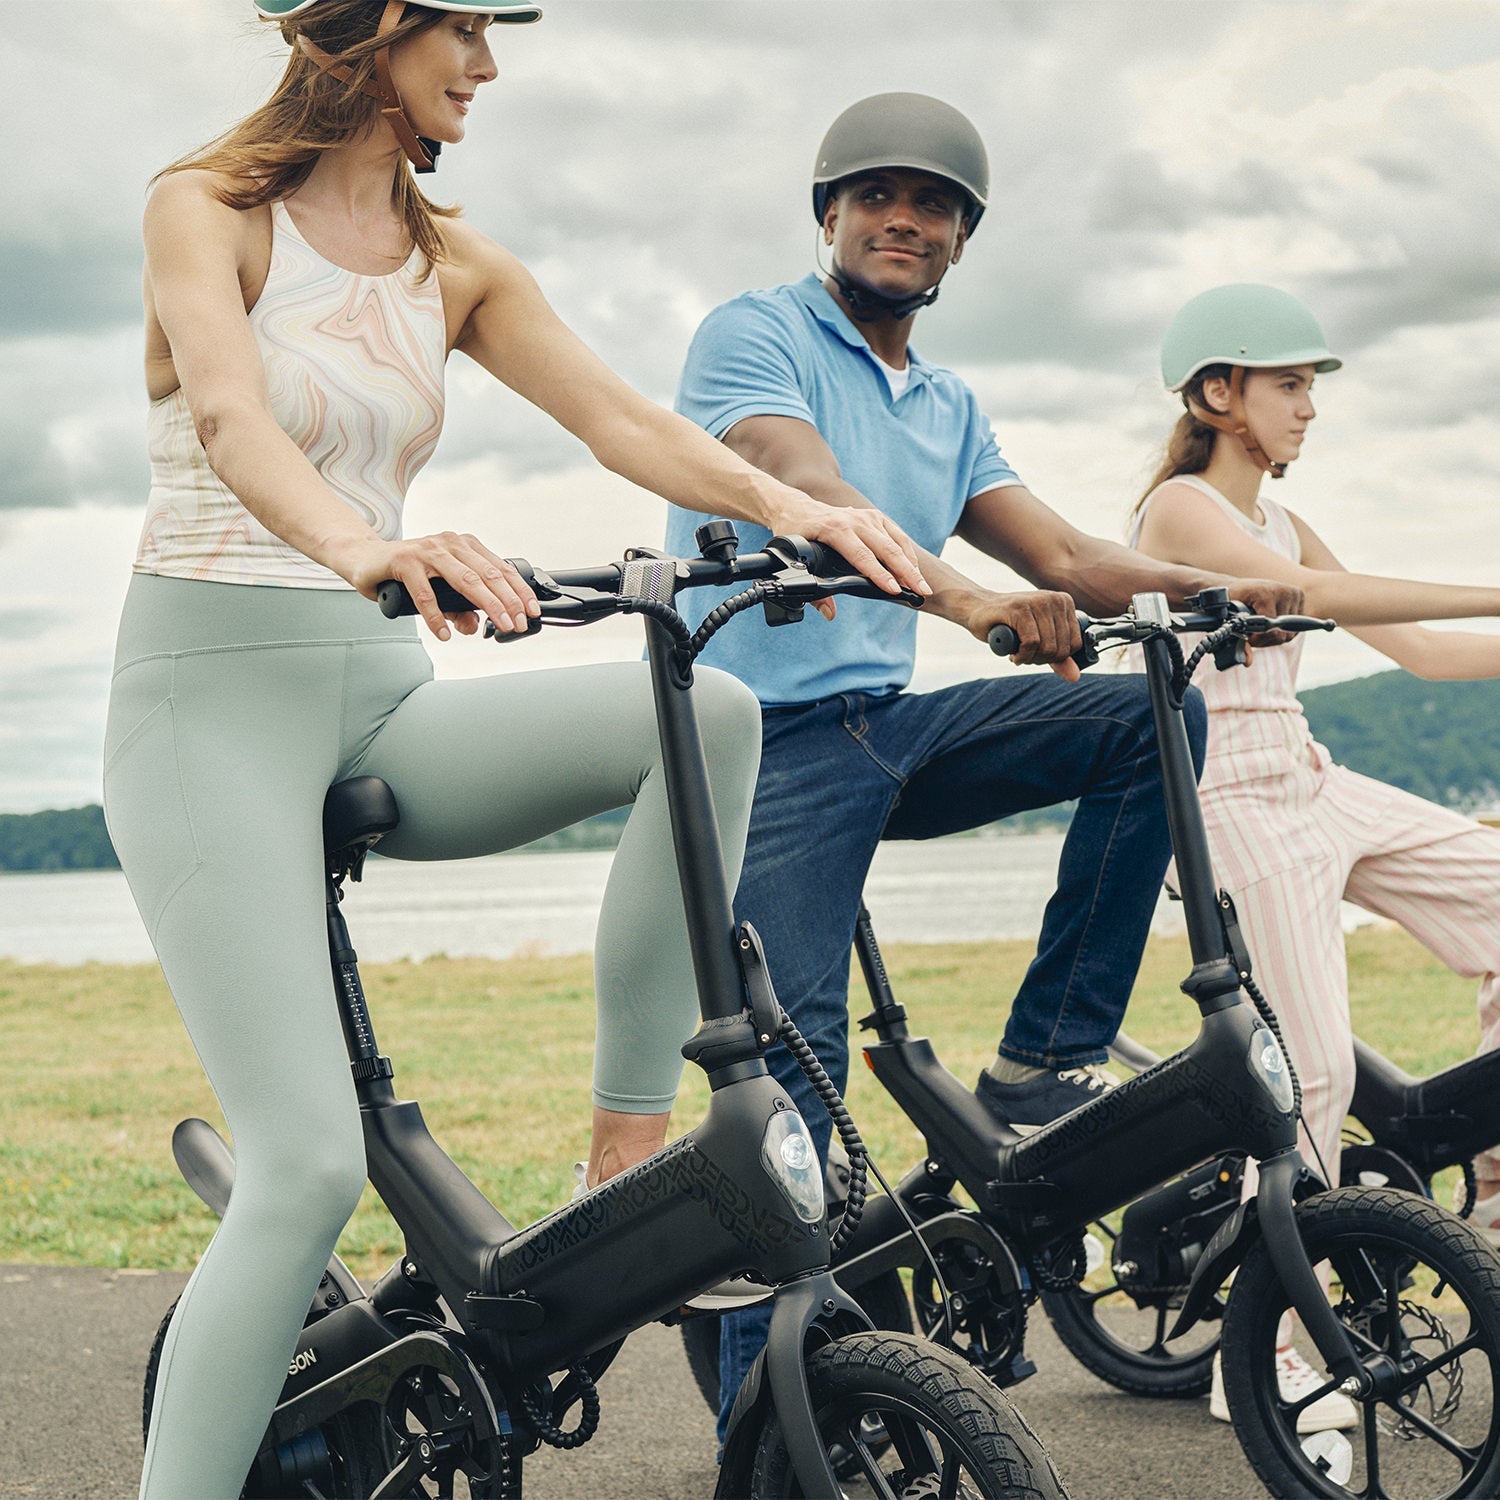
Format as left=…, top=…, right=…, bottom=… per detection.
left=0, top=832, right=1382, bottom=967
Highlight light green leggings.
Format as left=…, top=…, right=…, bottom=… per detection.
left=105, top=574, right=760, bottom=1499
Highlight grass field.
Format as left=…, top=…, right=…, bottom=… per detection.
left=0, top=926, right=1485, bottom=1279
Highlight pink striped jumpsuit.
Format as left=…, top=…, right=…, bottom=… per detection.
left=1134, top=475, right=1500, bottom=1193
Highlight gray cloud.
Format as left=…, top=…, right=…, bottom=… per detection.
left=0, top=333, right=148, bottom=511
left=4, top=1, right=1500, bottom=810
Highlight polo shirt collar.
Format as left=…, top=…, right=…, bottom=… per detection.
left=792, top=272, right=933, bottom=385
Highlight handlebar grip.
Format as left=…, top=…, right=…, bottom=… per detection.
left=987, top=623, right=1020, bottom=657
left=377, top=564, right=540, bottom=620
left=804, top=541, right=853, bottom=577
left=376, top=578, right=480, bottom=619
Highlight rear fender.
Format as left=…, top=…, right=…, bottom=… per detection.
left=172, top=1116, right=364, bottom=1316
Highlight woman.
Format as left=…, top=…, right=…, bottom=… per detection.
left=110, top=4, right=927, bottom=1494
left=1130, top=282, right=1500, bottom=1425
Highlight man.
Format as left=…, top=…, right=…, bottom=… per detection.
left=663, top=92, right=1301, bottom=1433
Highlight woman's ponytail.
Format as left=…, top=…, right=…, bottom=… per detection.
left=1129, top=365, right=1228, bottom=521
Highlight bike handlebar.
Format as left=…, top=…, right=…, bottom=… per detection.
left=375, top=536, right=924, bottom=637
left=985, top=605, right=1335, bottom=664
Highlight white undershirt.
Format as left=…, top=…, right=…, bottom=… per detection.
left=874, top=358, right=911, bottom=399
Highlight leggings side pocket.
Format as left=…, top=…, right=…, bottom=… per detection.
left=104, top=660, right=201, bottom=935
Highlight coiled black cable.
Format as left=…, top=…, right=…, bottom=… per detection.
left=776, top=1012, right=868, bottom=1255
left=620, top=595, right=694, bottom=648
left=520, top=1364, right=600, bottom=1450
left=688, top=582, right=777, bottom=657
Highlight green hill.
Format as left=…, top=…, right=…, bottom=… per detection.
left=1300, top=671, right=1500, bottom=810
left=0, top=802, right=628, bottom=873
left=0, top=805, right=120, bottom=873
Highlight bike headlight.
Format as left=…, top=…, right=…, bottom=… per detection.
left=1247, top=1026, right=1295, bottom=1115
left=761, top=1109, right=824, bottom=1224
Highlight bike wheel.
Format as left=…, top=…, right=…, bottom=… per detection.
left=1221, top=1186, right=1500, bottom=1500
left=747, top=1330, right=1068, bottom=1499
left=680, top=1268, right=913, bottom=1414
left=1037, top=1217, right=1221, bottom=1397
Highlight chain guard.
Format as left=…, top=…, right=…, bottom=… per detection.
left=911, top=1235, right=1029, bottom=1381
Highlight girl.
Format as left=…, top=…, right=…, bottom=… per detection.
left=1131, top=280, right=1500, bottom=1427
left=111, top=3, right=926, bottom=1494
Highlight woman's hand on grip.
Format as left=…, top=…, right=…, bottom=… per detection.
left=344, top=532, right=539, bottom=641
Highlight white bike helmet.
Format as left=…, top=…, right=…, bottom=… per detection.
left=253, top=1, right=543, bottom=173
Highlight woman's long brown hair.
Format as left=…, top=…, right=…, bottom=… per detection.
left=153, top=2, right=460, bottom=271
left=1130, top=364, right=1231, bottom=521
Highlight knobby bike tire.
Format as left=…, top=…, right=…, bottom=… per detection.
left=746, top=1330, right=1069, bottom=1499
left=1221, top=1186, right=1500, bottom=1500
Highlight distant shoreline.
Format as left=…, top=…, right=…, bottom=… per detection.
left=6, top=669, right=1500, bottom=871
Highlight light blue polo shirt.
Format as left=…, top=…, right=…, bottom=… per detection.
left=665, top=273, right=1021, bottom=705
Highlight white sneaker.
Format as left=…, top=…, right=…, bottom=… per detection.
left=1209, top=1348, right=1359, bottom=1433
left=1453, top=1181, right=1500, bottom=1247
left=1209, top=1350, right=1231, bottom=1422
left=570, top=1161, right=591, bottom=1203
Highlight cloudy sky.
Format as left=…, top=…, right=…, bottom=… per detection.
left=4, top=0, right=1499, bottom=812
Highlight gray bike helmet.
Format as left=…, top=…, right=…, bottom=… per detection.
left=1161, top=284, right=1340, bottom=478
left=812, top=92, right=989, bottom=235
left=255, top=0, right=542, bottom=173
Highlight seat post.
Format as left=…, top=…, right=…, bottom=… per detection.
left=325, top=865, right=396, bottom=1104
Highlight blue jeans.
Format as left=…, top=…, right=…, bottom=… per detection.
left=715, top=671, right=1206, bottom=1441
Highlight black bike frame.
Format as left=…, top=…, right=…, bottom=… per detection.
left=846, top=592, right=1367, bottom=1387
left=1350, top=1038, right=1500, bottom=1183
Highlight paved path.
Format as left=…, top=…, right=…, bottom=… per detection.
left=0, top=1263, right=1265, bottom=1498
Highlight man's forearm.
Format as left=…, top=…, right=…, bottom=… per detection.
left=1034, top=534, right=1225, bottom=613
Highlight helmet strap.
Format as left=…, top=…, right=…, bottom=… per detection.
left=296, top=0, right=439, bottom=174
left=821, top=245, right=941, bottom=321
left=1186, top=365, right=1287, bottom=479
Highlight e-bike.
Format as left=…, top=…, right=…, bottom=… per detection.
left=685, top=589, right=1500, bottom=1500
left=1067, top=1002, right=1500, bottom=1398
left=1345, top=1036, right=1500, bottom=1216
left=142, top=528, right=1067, bottom=1500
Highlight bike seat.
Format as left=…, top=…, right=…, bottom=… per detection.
left=322, top=777, right=400, bottom=862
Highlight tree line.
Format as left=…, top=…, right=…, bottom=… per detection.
left=3, top=671, right=1498, bottom=872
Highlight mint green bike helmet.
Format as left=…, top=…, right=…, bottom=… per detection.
left=254, top=1, right=542, bottom=173
left=255, top=1, right=541, bottom=19
left=1161, top=283, right=1340, bottom=393
left=1161, top=283, right=1340, bottom=477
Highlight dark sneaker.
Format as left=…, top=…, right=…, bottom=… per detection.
left=975, top=1063, right=1117, bottom=1135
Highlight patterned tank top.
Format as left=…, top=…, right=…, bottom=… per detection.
left=135, top=200, right=446, bottom=588
left=1130, top=475, right=1317, bottom=792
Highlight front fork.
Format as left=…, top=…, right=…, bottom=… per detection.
left=717, top=1270, right=871, bottom=1498
left=1254, top=1152, right=1367, bottom=1390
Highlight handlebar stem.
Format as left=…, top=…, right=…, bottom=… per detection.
left=1136, top=619, right=1228, bottom=972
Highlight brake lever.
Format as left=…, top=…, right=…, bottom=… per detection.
left=761, top=568, right=924, bottom=628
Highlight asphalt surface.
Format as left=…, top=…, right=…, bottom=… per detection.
left=0, top=1262, right=1267, bottom=1499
